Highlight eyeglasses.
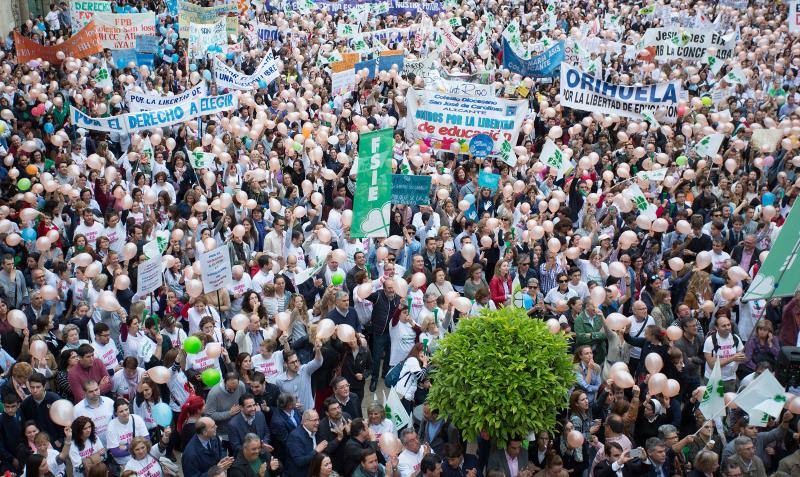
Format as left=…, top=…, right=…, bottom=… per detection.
left=387, top=258, right=395, bottom=262
left=558, top=279, right=568, bottom=283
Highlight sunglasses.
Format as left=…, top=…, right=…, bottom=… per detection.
left=558, top=279, right=568, bottom=283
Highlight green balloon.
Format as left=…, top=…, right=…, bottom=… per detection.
left=701, top=96, right=712, bottom=107
left=17, top=178, right=31, bottom=191
left=676, top=155, right=688, bottom=166
left=183, top=336, right=202, bottom=354
left=331, top=272, right=344, bottom=286
left=293, top=142, right=303, bottom=152
left=201, top=368, right=221, bottom=387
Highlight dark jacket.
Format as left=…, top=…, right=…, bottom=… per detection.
left=285, top=425, right=318, bottom=477
left=423, top=251, right=446, bottom=275
left=442, top=453, right=482, bottom=477
left=337, top=392, right=362, bottom=420
left=418, top=418, right=458, bottom=455
left=181, top=434, right=226, bottom=477
left=228, top=449, right=280, bottom=477
left=731, top=244, right=762, bottom=270
left=0, top=411, right=24, bottom=472
left=447, top=251, right=469, bottom=288
left=339, top=437, right=377, bottom=476
left=228, top=410, right=271, bottom=454
left=21, top=391, right=65, bottom=446
left=341, top=346, right=372, bottom=396
left=367, top=290, right=400, bottom=336
left=326, top=307, right=362, bottom=333
left=593, top=458, right=651, bottom=477
left=270, top=408, right=302, bottom=462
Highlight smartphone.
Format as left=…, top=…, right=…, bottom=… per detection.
left=629, top=448, right=642, bottom=459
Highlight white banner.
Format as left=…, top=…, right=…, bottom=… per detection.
left=70, top=0, right=112, bottom=31
left=94, top=12, right=156, bottom=50
left=189, top=151, right=216, bottom=169
left=559, top=63, right=682, bottom=124
left=213, top=52, right=282, bottom=90
left=405, top=89, right=528, bottom=153
left=72, top=94, right=238, bottom=133
left=641, top=28, right=737, bottom=62
left=189, top=19, right=227, bottom=58
left=790, top=1, right=800, bottom=34
left=200, top=246, right=233, bottom=293
left=436, top=79, right=496, bottom=97
left=125, top=83, right=207, bottom=112
left=137, top=257, right=163, bottom=295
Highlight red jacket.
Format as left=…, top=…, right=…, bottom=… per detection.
left=489, top=275, right=513, bottom=308
left=780, top=297, right=800, bottom=347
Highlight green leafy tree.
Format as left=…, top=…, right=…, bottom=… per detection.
left=427, top=307, right=575, bottom=445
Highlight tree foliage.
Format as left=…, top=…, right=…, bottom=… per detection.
left=427, top=307, right=575, bottom=445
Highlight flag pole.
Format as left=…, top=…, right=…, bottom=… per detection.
left=744, top=229, right=800, bottom=341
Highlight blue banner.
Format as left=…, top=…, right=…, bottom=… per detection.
left=503, top=39, right=564, bottom=78
left=112, top=49, right=154, bottom=69
left=388, top=1, right=445, bottom=16
left=355, top=54, right=404, bottom=79
left=136, top=35, right=159, bottom=54
left=477, top=170, right=500, bottom=191
left=165, top=0, right=178, bottom=16
left=391, top=174, right=432, bottom=205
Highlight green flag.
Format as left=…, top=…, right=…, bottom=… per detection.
left=383, top=389, right=411, bottom=430
left=743, top=204, right=800, bottom=301
left=352, top=128, right=393, bottom=238
left=699, top=359, right=725, bottom=419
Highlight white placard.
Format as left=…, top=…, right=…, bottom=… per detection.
left=137, top=257, right=163, bottom=295
left=200, top=246, right=232, bottom=293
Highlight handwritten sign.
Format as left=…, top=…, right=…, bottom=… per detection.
left=200, top=246, right=233, bottom=293
left=391, top=174, right=432, bottom=205
left=137, top=257, right=163, bottom=295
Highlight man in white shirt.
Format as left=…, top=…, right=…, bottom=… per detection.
left=252, top=255, right=275, bottom=300
left=227, top=265, right=253, bottom=315
left=73, top=380, right=115, bottom=446
left=90, top=323, right=120, bottom=372
left=703, top=315, right=745, bottom=392
left=263, top=217, right=287, bottom=264
left=710, top=239, right=731, bottom=274
left=397, top=429, right=429, bottom=477
left=74, top=209, right=105, bottom=249
left=627, top=301, right=656, bottom=373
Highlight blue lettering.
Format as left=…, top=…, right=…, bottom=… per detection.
left=580, top=73, right=593, bottom=91
left=566, top=68, right=580, bottom=87
left=662, top=84, right=677, bottom=103
left=618, top=86, right=634, bottom=100
left=635, top=87, right=648, bottom=102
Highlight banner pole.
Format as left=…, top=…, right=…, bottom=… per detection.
left=745, top=233, right=800, bottom=340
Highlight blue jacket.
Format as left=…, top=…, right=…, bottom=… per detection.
left=285, top=425, right=317, bottom=477
left=270, top=409, right=302, bottom=461
left=228, top=411, right=270, bottom=454
left=181, top=434, right=226, bottom=477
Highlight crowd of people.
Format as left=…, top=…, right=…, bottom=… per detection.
left=1, top=0, right=800, bottom=477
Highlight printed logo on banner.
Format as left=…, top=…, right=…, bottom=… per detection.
left=468, top=134, right=494, bottom=158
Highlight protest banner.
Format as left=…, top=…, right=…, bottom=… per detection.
left=354, top=50, right=404, bottom=79
left=437, top=79, right=496, bottom=97
left=540, top=139, right=573, bottom=180
left=125, top=83, right=207, bottom=112
left=389, top=1, right=444, bottom=16
left=257, top=25, right=280, bottom=42
left=790, top=1, right=800, bottom=34
left=93, top=12, right=156, bottom=50
left=469, top=134, right=494, bottom=158
left=559, top=63, right=682, bottom=123
left=137, top=257, right=163, bottom=296
left=189, top=151, right=216, bottom=169
left=72, top=94, right=239, bottom=134
left=403, top=56, right=442, bottom=85
left=331, top=59, right=358, bottom=97
left=641, top=28, right=737, bottom=62
left=352, top=128, right=393, bottom=238
left=70, top=0, right=112, bottom=31
left=135, top=35, right=159, bottom=54
left=503, top=38, right=564, bottom=77
left=200, top=246, right=233, bottom=293
left=477, top=170, right=500, bottom=191
left=752, top=129, right=783, bottom=152
left=636, top=168, right=668, bottom=182
left=213, top=52, right=281, bottom=90
left=189, top=19, right=227, bottom=58
left=721, top=0, right=748, bottom=7
left=178, top=1, right=238, bottom=38
left=110, top=48, right=154, bottom=69
left=391, top=174, right=432, bottom=205
left=405, top=89, right=528, bottom=153
left=14, top=21, right=103, bottom=64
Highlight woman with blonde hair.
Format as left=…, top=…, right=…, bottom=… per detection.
left=573, top=345, right=601, bottom=405
left=286, top=294, right=312, bottom=362
left=684, top=271, right=713, bottom=311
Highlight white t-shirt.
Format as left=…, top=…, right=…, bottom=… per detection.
left=69, top=437, right=105, bottom=477
left=627, top=316, right=656, bottom=359
left=568, top=280, right=590, bottom=300
left=397, top=446, right=427, bottom=477
left=389, top=320, right=417, bottom=367
left=186, top=348, right=221, bottom=374
left=711, top=250, right=731, bottom=272
left=544, top=287, right=578, bottom=305
left=160, top=328, right=187, bottom=350
left=187, top=306, right=221, bottom=335
left=703, top=333, right=745, bottom=381
left=74, top=397, right=115, bottom=445
left=124, top=455, right=163, bottom=477
left=408, top=288, right=425, bottom=324
left=92, top=339, right=119, bottom=370
left=111, top=367, right=145, bottom=401
left=578, top=259, right=608, bottom=285
left=74, top=221, right=105, bottom=249
left=106, top=415, right=149, bottom=466
left=123, top=332, right=156, bottom=364
left=251, top=350, right=285, bottom=383
left=103, top=222, right=127, bottom=255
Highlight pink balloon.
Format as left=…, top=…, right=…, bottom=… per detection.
left=147, top=365, right=172, bottom=384
left=664, top=379, right=681, bottom=398
left=566, top=430, right=585, bottom=448
left=644, top=353, right=664, bottom=374
left=336, top=323, right=356, bottom=343
left=411, top=272, right=427, bottom=288
left=231, top=314, right=250, bottom=331
left=205, top=342, right=223, bottom=359
left=275, top=312, right=291, bottom=332
left=49, top=399, right=75, bottom=426
left=316, top=318, right=336, bottom=340
left=666, top=326, right=683, bottom=341
left=648, top=373, right=668, bottom=395
left=30, top=340, right=48, bottom=360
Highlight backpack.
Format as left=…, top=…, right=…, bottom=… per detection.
left=384, top=361, right=408, bottom=387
